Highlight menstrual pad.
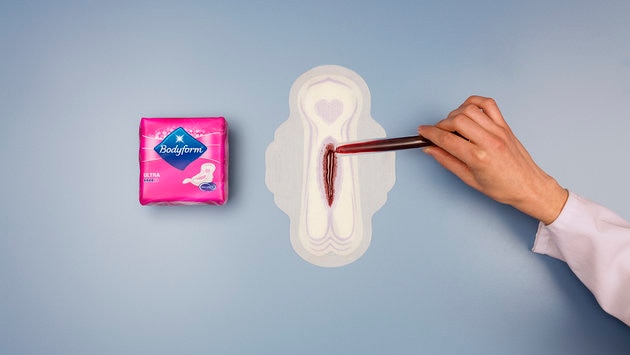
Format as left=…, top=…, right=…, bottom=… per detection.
left=265, top=65, right=396, bottom=267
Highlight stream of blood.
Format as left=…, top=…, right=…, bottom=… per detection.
left=322, top=143, right=337, bottom=207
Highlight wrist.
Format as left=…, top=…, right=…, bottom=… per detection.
left=515, top=175, right=569, bottom=225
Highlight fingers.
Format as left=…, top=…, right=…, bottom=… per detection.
left=436, top=96, right=511, bottom=150
left=441, top=104, right=492, bottom=135
left=461, top=96, right=508, bottom=127
left=422, top=145, right=480, bottom=191
left=417, top=95, right=512, bottom=176
left=418, top=124, right=476, bottom=165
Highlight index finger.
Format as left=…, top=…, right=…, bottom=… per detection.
left=417, top=125, right=475, bottom=164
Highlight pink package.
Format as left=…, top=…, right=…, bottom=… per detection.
left=139, top=117, right=228, bottom=205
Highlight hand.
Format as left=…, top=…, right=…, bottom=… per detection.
left=417, top=96, right=568, bottom=225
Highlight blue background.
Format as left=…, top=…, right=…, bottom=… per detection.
left=2, top=0, right=629, bottom=354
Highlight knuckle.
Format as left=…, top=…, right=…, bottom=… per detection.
left=472, top=147, right=490, bottom=163
left=487, top=133, right=508, bottom=151
left=462, top=104, right=480, bottom=116
left=472, top=135, right=507, bottom=164
left=492, top=125, right=511, bottom=142
left=466, top=95, right=479, bottom=103
left=450, top=113, right=467, bottom=127
left=481, top=97, right=496, bottom=106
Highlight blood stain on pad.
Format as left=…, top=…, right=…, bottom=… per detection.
left=265, top=65, right=396, bottom=267
left=139, top=117, right=228, bottom=205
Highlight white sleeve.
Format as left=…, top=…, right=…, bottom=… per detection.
left=532, top=191, right=630, bottom=326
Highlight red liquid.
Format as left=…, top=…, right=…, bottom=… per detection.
left=322, top=143, right=337, bottom=207
left=335, top=135, right=434, bottom=154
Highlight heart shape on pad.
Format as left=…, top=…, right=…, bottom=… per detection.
left=315, top=99, right=344, bottom=123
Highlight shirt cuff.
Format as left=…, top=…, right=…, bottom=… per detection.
left=532, top=190, right=582, bottom=261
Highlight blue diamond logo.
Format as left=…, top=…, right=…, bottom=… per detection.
left=154, top=127, right=207, bottom=170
